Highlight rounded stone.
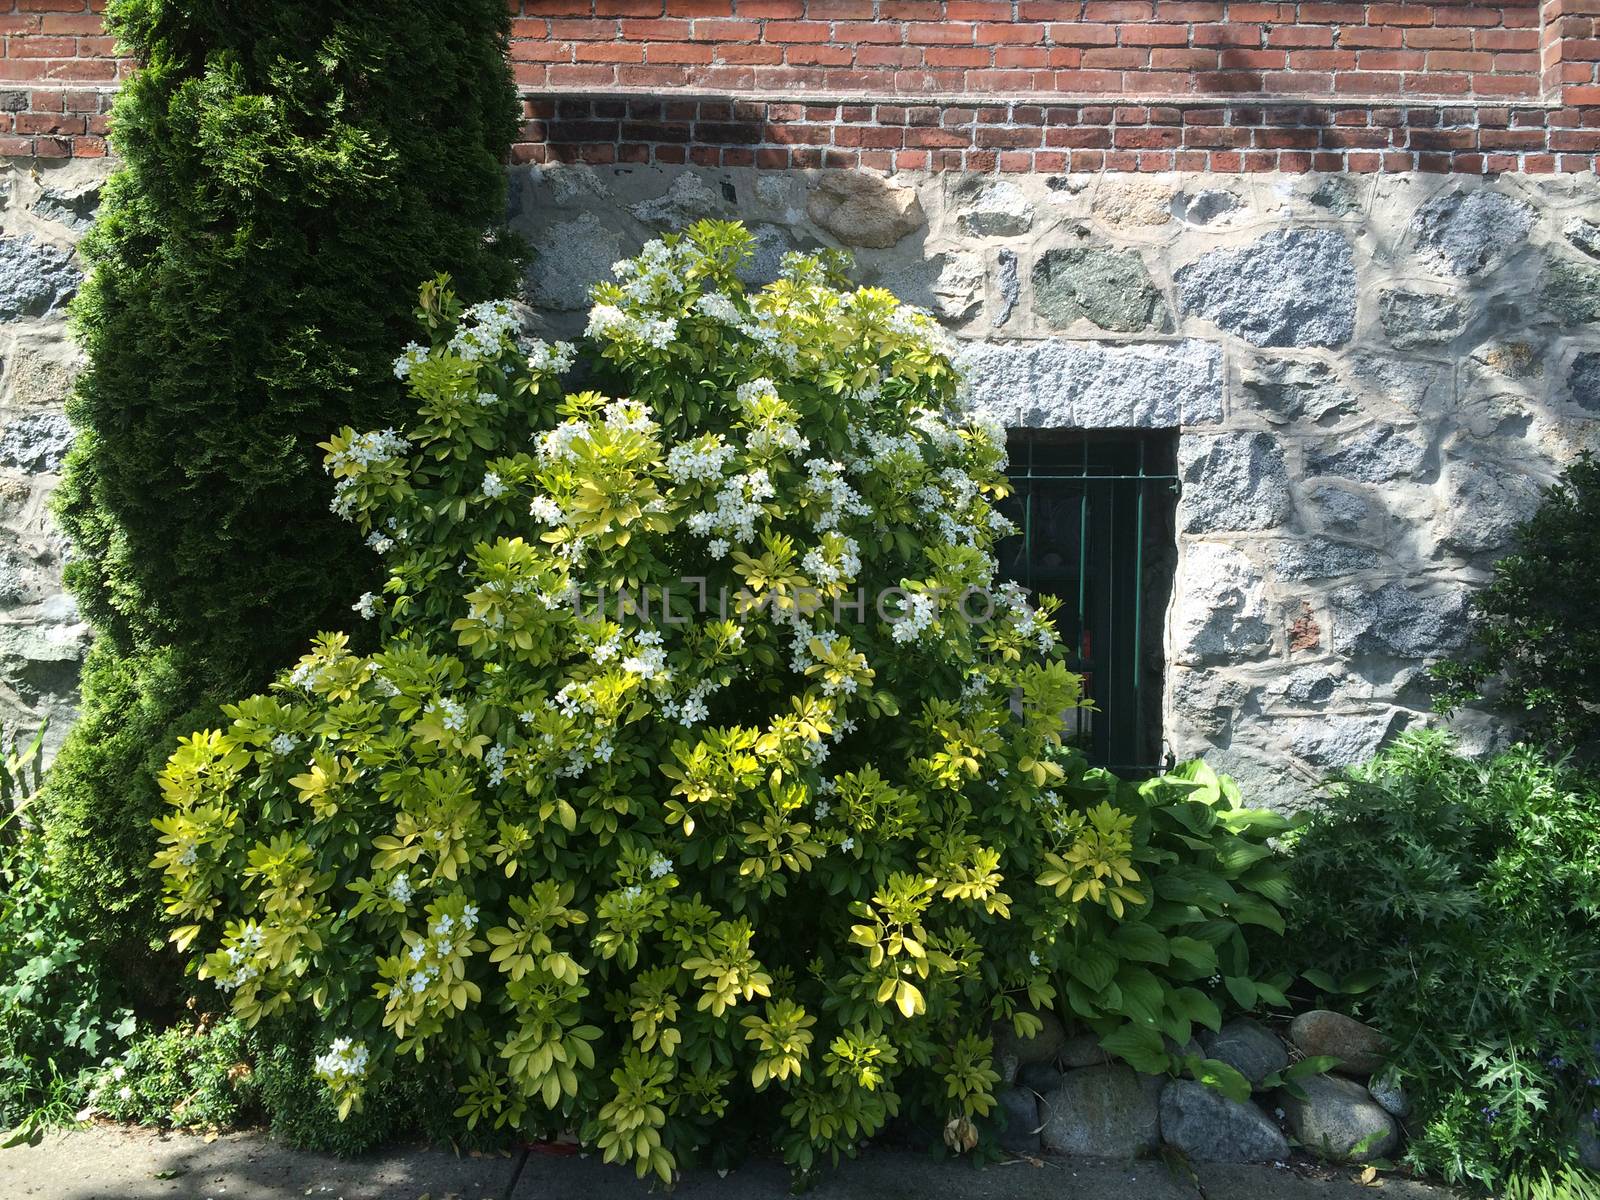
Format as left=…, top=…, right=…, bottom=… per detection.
left=0, top=234, right=80, bottom=321
left=528, top=212, right=625, bottom=311
left=1039, top=1064, right=1163, bottom=1158
left=992, top=1009, right=1066, bottom=1069
left=1175, top=229, right=1357, bottom=349
left=1199, top=1018, right=1289, bottom=1086
left=996, top=1086, right=1042, bottom=1154
left=1092, top=179, right=1172, bottom=228
left=1366, top=1070, right=1410, bottom=1118
left=1173, top=188, right=1241, bottom=225
left=1159, top=1079, right=1290, bottom=1163
left=1304, top=425, right=1428, bottom=485
left=1173, top=542, right=1272, bottom=667
left=1328, top=581, right=1470, bottom=660
left=1289, top=1010, right=1388, bottom=1076
left=1280, top=1073, right=1400, bottom=1163
left=1031, top=243, right=1169, bottom=333
left=1564, top=216, right=1600, bottom=260
left=1018, top=1061, right=1065, bottom=1094
left=0, top=411, right=74, bottom=475
left=1059, top=1033, right=1112, bottom=1069
left=629, top=172, right=729, bottom=228
left=1436, top=460, right=1544, bottom=556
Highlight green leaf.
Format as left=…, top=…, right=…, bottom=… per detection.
left=1167, top=936, right=1219, bottom=975
left=1190, top=1057, right=1252, bottom=1104
left=1110, top=923, right=1170, bottom=965
left=1222, top=975, right=1257, bottom=1010
left=1066, top=944, right=1118, bottom=994
left=1098, top=1024, right=1170, bottom=1075
left=1168, top=986, right=1222, bottom=1033
left=1301, top=968, right=1340, bottom=994
left=1114, top=966, right=1166, bottom=1027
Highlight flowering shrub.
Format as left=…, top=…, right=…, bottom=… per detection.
left=151, top=222, right=1291, bottom=1178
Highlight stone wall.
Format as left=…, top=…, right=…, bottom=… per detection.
left=2, top=155, right=1595, bottom=804
left=0, top=155, right=102, bottom=756
left=512, top=163, right=1600, bottom=806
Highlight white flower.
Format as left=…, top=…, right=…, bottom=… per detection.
left=426, top=697, right=468, bottom=733
left=387, top=874, right=413, bottom=904
left=313, top=1039, right=370, bottom=1082
left=269, top=732, right=298, bottom=756
left=648, top=855, right=673, bottom=879
left=481, top=471, right=507, bottom=499
left=524, top=339, right=576, bottom=374
left=528, top=495, right=565, bottom=524
left=118, top=1086, right=132, bottom=1102
left=352, top=592, right=377, bottom=620
left=839, top=837, right=855, bottom=853
left=392, top=342, right=428, bottom=380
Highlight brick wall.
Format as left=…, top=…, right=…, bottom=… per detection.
left=510, top=0, right=1546, bottom=101
left=0, top=0, right=1597, bottom=171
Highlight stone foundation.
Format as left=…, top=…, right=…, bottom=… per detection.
left=3, top=157, right=1596, bottom=804
left=0, top=156, right=103, bottom=756
left=512, top=164, right=1599, bottom=806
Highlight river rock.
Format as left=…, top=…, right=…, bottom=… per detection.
left=1288, top=1010, right=1388, bottom=1076
left=1160, top=1079, right=1290, bottom=1163
left=1200, top=1018, right=1289, bottom=1086
left=1280, top=1073, right=1400, bottom=1163
left=1039, top=1064, right=1162, bottom=1158
left=993, top=1009, right=1066, bottom=1070
left=996, top=1086, right=1041, bottom=1154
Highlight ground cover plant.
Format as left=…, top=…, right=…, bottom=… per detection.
left=0, top=728, right=134, bottom=1145
left=149, top=223, right=1296, bottom=1179
left=1276, top=730, right=1600, bottom=1190
left=41, top=0, right=523, bottom=990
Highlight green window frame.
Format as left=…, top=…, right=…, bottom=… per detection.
left=997, top=429, right=1180, bottom=776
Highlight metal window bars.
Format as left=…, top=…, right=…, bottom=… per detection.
left=997, top=430, right=1181, bottom=776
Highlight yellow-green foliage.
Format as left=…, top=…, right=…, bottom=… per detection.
left=150, top=224, right=1292, bottom=1179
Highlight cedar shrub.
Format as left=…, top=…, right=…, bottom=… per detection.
left=42, top=0, right=523, bottom=996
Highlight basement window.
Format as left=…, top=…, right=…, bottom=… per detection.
left=996, top=430, right=1179, bottom=776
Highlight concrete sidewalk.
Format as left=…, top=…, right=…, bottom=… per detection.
left=0, top=1125, right=1461, bottom=1200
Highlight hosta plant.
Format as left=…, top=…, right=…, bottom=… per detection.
left=151, top=222, right=1291, bottom=1178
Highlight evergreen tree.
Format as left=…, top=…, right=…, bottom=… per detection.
left=43, top=0, right=523, bottom=989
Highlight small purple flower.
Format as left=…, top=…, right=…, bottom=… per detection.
left=1550, top=1055, right=1567, bottom=1070
left=1482, top=1106, right=1501, bottom=1124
